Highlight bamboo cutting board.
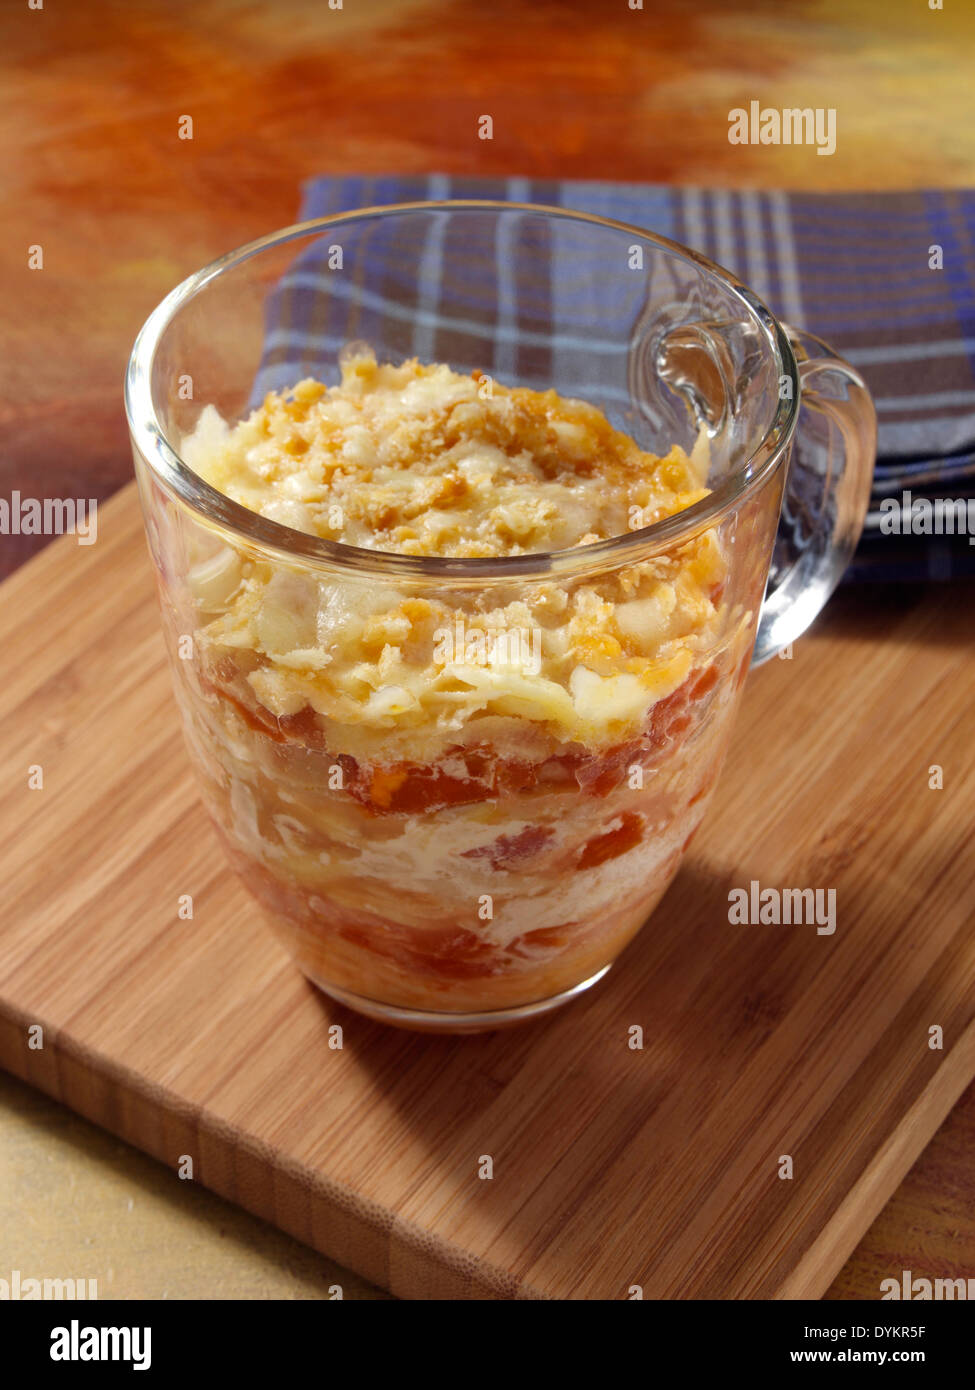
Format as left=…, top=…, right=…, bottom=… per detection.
left=1, top=484, right=973, bottom=1300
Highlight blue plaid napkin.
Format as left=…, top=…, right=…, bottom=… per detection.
left=259, top=174, right=975, bottom=581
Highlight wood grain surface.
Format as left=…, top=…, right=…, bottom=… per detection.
left=0, top=488, right=973, bottom=1298
left=1, top=0, right=974, bottom=1299
left=0, top=1070, right=390, bottom=1301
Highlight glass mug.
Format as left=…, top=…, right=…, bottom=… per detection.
left=125, top=203, right=875, bottom=1032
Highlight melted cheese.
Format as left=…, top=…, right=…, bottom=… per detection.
left=181, top=352, right=729, bottom=753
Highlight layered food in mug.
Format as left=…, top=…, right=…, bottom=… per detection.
left=172, top=350, right=753, bottom=1016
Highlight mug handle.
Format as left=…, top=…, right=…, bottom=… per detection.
left=752, top=326, right=877, bottom=664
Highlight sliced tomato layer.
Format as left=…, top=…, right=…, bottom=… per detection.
left=337, top=920, right=504, bottom=980
left=209, top=659, right=722, bottom=816
left=577, top=811, right=644, bottom=869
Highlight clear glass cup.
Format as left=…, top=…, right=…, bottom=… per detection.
left=125, top=203, right=875, bottom=1032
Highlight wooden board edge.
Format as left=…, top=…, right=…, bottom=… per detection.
left=0, top=1000, right=544, bottom=1301
left=777, top=1019, right=975, bottom=1300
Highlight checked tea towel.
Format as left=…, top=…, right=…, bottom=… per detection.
left=259, top=174, right=975, bottom=581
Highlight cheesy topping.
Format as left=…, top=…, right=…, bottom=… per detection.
left=181, top=352, right=731, bottom=755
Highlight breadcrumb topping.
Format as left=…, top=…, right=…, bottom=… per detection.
left=184, top=350, right=711, bottom=557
